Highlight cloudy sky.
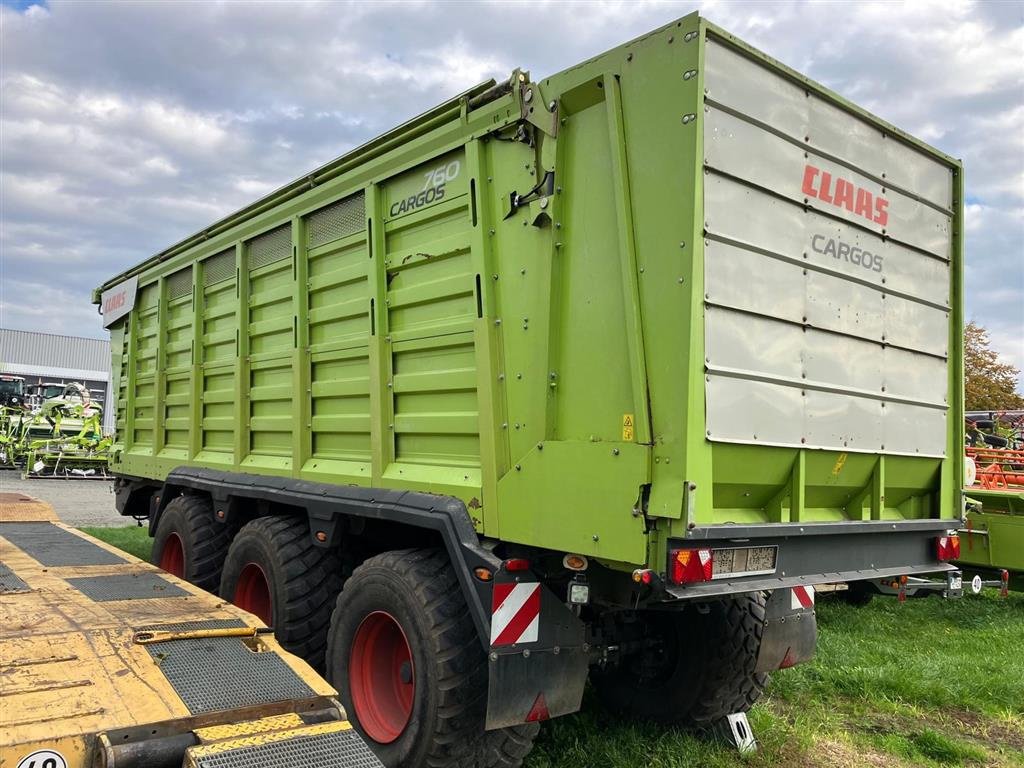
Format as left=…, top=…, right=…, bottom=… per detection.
left=1, top=0, right=1022, bottom=389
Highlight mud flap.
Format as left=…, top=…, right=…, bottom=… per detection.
left=484, top=578, right=588, bottom=730
left=755, top=586, right=817, bottom=672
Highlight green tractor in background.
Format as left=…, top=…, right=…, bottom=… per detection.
left=0, top=381, right=112, bottom=478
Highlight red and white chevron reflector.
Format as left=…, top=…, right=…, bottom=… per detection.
left=490, top=582, right=541, bottom=646
left=791, top=585, right=815, bottom=610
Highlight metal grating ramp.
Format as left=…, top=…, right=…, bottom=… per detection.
left=191, top=725, right=382, bottom=768
left=0, top=561, right=30, bottom=593
left=148, top=635, right=316, bottom=714
left=0, top=522, right=127, bottom=566
left=139, top=618, right=246, bottom=633
left=66, top=572, right=189, bottom=601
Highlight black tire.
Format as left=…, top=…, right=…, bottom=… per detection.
left=151, top=494, right=229, bottom=593
left=327, top=548, right=537, bottom=768
left=480, top=723, right=540, bottom=768
left=839, top=582, right=875, bottom=606
left=591, top=593, right=768, bottom=726
left=220, top=515, right=343, bottom=672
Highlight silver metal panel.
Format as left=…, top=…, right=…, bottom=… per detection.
left=705, top=106, right=951, bottom=260
left=705, top=240, right=804, bottom=324
left=800, top=325, right=885, bottom=396
left=883, top=347, right=948, bottom=405
left=805, top=268, right=884, bottom=343
left=705, top=376, right=804, bottom=446
left=704, top=39, right=953, bottom=210
left=705, top=374, right=945, bottom=457
left=885, top=402, right=948, bottom=455
left=707, top=306, right=947, bottom=407
left=701, top=41, right=952, bottom=458
left=804, top=388, right=883, bottom=451
left=705, top=174, right=950, bottom=307
left=883, top=292, right=949, bottom=358
left=707, top=240, right=945, bottom=359
left=706, top=309, right=802, bottom=381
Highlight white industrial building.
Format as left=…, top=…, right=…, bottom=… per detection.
left=0, top=328, right=114, bottom=433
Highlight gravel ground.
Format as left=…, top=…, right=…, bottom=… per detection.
left=0, top=470, right=125, bottom=526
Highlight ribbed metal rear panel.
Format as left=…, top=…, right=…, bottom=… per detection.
left=702, top=38, right=952, bottom=457
left=0, top=522, right=127, bottom=566
left=192, top=728, right=382, bottom=768
left=148, top=636, right=315, bottom=714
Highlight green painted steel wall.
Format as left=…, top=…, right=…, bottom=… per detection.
left=100, top=13, right=963, bottom=571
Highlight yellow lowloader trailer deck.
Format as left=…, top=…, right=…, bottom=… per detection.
left=0, top=492, right=381, bottom=768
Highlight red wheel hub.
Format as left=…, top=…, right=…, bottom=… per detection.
left=234, top=563, right=273, bottom=626
left=349, top=611, right=415, bottom=744
left=159, top=532, right=185, bottom=578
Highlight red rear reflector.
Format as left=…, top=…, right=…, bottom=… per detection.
left=503, top=558, right=531, bottom=572
left=669, top=548, right=713, bottom=584
left=935, top=535, right=960, bottom=562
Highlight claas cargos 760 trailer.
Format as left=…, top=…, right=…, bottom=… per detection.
left=0, top=493, right=382, bottom=768
left=92, top=12, right=964, bottom=767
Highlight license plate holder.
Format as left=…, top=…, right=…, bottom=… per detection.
left=712, top=546, right=778, bottom=579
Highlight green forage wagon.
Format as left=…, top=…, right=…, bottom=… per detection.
left=95, top=12, right=964, bottom=767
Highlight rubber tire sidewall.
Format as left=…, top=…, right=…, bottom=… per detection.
left=150, top=495, right=226, bottom=593
left=591, top=594, right=768, bottom=726
left=220, top=526, right=288, bottom=629
left=329, top=559, right=475, bottom=768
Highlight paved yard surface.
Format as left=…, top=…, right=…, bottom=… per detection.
left=0, top=471, right=121, bottom=526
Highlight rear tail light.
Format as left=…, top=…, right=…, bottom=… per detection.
left=669, top=548, right=713, bottom=584
left=503, top=558, right=531, bottom=572
left=935, top=535, right=960, bottom=562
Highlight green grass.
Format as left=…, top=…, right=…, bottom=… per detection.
left=85, top=525, right=1024, bottom=767
left=82, top=524, right=152, bottom=561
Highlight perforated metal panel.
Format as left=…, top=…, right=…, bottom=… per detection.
left=0, top=522, right=127, bottom=566
left=249, top=225, right=292, bottom=271
left=167, top=266, right=193, bottom=300
left=147, top=636, right=315, bottom=714
left=204, top=248, right=236, bottom=286
left=192, top=728, right=382, bottom=768
left=66, top=572, right=189, bottom=601
left=307, top=194, right=366, bottom=248
left=0, top=561, right=30, bottom=593
left=139, top=618, right=245, bottom=633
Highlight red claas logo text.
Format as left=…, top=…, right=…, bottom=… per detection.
left=103, top=291, right=126, bottom=315
left=801, top=164, right=889, bottom=228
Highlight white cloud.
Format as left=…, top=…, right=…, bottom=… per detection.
left=0, top=0, right=1021, bottom=391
